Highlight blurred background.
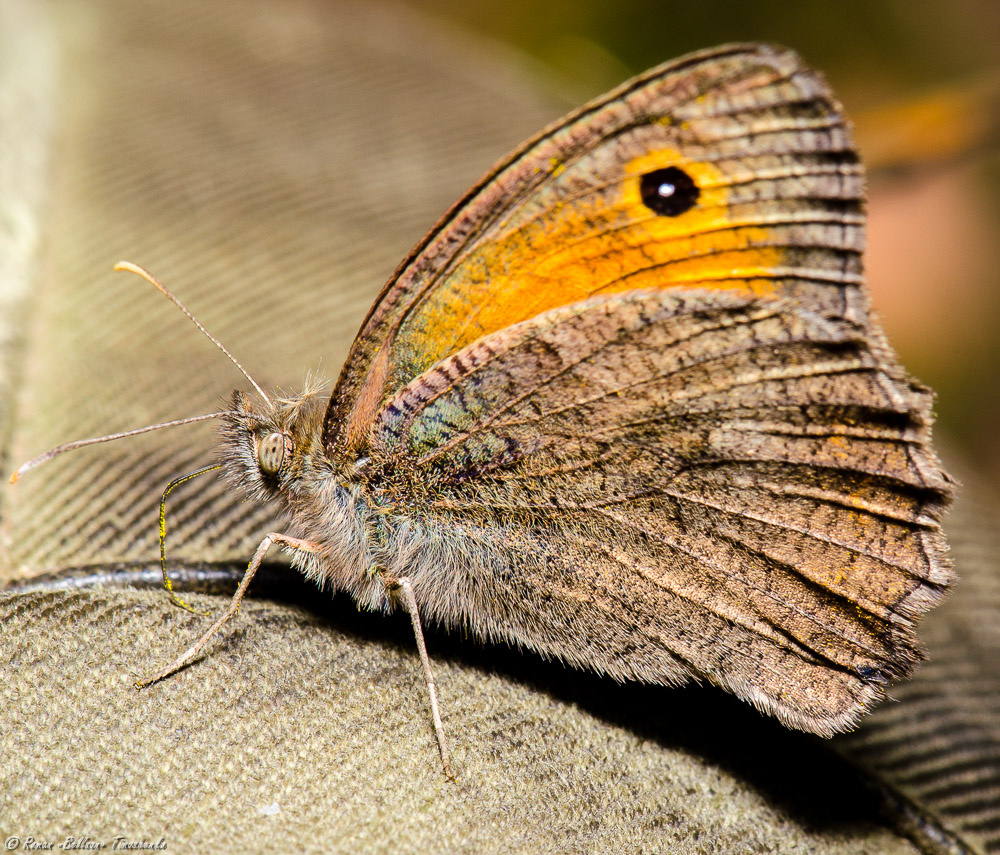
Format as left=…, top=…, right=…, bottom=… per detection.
left=401, top=0, right=1000, bottom=488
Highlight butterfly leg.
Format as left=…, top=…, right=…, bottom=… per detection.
left=388, top=576, right=454, bottom=780
left=136, top=532, right=319, bottom=688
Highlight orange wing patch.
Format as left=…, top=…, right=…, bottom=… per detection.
left=402, top=146, right=784, bottom=371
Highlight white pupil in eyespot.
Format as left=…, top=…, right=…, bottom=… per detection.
left=258, top=432, right=285, bottom=475
left=658, top=182, right=676, bottom=197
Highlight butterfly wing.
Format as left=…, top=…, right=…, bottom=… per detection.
left=322, top=42, right=953, bottom=732
left=325, top=43, right=871, bottom=456
left=365, top=288, right=951, bottom=734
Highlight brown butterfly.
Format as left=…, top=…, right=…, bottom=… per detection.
left=14, top=43, right=954, bottom=777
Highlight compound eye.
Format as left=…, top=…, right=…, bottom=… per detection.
left=257, top=431, right=287, bottom=475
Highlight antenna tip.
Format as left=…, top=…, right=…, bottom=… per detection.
left=9, top=460, right=34, bottom=484
left=114, top=260, right=140, bottom=274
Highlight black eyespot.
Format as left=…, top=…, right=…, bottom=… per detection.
left=639, top=167, right=699, bottom=216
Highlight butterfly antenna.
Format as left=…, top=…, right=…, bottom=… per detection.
left=114, top=261, right=271, bottom=407
left=9, top=412, right=226, bottom=484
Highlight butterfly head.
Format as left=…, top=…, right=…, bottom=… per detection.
left=220, top=380, right=329, bottom=505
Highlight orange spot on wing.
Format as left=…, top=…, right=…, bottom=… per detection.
left=400, top=147, right=785, bottom=371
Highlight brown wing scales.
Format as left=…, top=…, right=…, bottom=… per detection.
left=366, top=288, right=951, bottom=734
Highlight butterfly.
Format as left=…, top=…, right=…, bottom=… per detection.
left=14, top=43, right=954, bottom=777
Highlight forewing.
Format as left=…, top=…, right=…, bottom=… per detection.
left=367, top=289, right=952, bottom=735
left=326, top=44, right=869, bottom=454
